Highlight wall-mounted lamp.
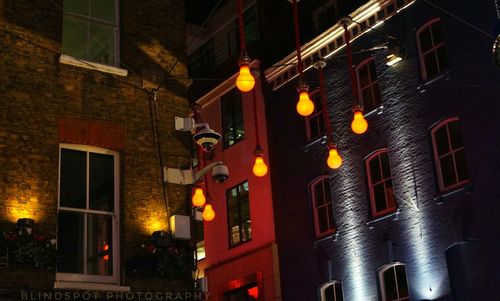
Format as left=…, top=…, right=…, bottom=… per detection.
left=386, top=37, right=403, bottom=66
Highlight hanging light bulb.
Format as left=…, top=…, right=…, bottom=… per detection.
left=202, top=204, right=215, bottom=221
left=253, top=154, right=268, bottom=177
left=236, top=57, right=255, bottom=92
left=351, top=107, right=368, bottom=134
left=192, top=187, right=206, bottom=207
left=296, top=85, right=314, bottom=117
left=327, top=145, right=342, bottom=169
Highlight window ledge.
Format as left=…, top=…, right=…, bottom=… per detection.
left=54, top=281, right=130, bottom=292
left=366, top=209, right=400, bottom=228
left=313, top=232, right=339, bottom=247
left=434, top=183, right=472, bottom=203
left=303, top=135, right=327, bottom=152
left=363, top=105, right=384, bottom=118
left=59, top=55, right=128, bottom=77
left=417, top=70, right=452, bottom=93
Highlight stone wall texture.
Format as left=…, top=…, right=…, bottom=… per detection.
left=0, top=0, right=192, bottom=291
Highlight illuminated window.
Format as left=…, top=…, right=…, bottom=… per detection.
left=62, top=0, right=120, bottom=66
left=194, top=220, right=205, bottom=261
left=227, top=181, right=251, bottom=247
left=57, top=144, right=119, bottom=284
left=365, top=149, right=396, bottom=218
left=310, top=176, right=336, bottom=238
left=431, top=117, right=469, bottom=192
left=225, top=283, right=259, bottom=301
left=305, top=89, right=326, bottom=142
left=319, top=280, right=343, bottom=301
left=378, top=262, right=409, bottom=301
left=356, top=57, right=382, bottom=113
left=221, top=88, right=245, bottom=148
left=416, top=18, right=447, bottom=80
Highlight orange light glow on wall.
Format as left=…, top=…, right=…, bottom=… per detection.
left=296, top=88, right=315, bottom=117
left=351, top=109, right=368, bottom=134
left=252, top=155, right=268, bottom=177
left=202, top=204, right=215, bottom=221
left=236, top=64, right=255, bottom=92
left=6, top=195, right=43, bottom=223
left=327, top=147, right=343, bottom=169
left=247, top=286, right=259, bottom=299
left=192, top=187, right=206, bottom=207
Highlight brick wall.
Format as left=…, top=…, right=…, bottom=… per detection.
left=269, top=0, right=500, bottom=300
left=0, top=0, right=191, bottom=291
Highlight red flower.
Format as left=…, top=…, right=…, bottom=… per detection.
left=5, top=233, right=16, bottom=240
left=34, top=234, right=45, bottom=241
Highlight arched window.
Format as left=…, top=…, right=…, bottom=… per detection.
left=378, top=262, right=409, bottom=301
left=356, top=57, right=382, bottom=113
left=431, top=117, right=469, bottom=192
left=365, top=149, right=396, bottom=218
left=319, top=280, right=344, bottom=301
left=416, top=18, right=448, bottom=80
left=310, top=176, right=336, bottom=238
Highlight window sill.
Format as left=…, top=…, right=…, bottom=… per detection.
left=303, top=135, right=327, bottom=152
left=228, top=239, right=252, bottom=250
left=54, top=281, right=130, bottom=292
left=434, top=182, right=472, bottom=203
left=417, top=70, right=452, bottom=93
left=363, top=105, right=384, bottom=118
left=313, top=232, right=339, bottom=247
left=366, top=209, right=400, bottom=229
left=59, top=55, right=128, bottom=77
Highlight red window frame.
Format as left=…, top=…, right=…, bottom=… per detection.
left=365, top=149, right=396, bottom=218
left=416, top=18, right=447, bottom=80
left=310, top=176, right=336, bottom=238
left=356, top=57, right=382, bottom=113
left=431, top=117, right=469, bottom=192
left=305, top=88, right=326, bottom=142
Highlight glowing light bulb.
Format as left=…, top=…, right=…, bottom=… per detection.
left=296, top=89, right=315, bottom=117
left=351, top=110, right=368, bottom=134
left=253, top=155, right=268, bottom=177
left=202, top=204, right=215, bottom=221
left=192, top=187, right=206, bottom=207
left=327, top=147, right=343, bottom=169
left=236, top=64, right=255, bottom=92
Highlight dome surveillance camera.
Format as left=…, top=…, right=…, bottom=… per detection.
left=193, top=127, right=222, bottom=152
left=212, top=164, right=229, bottom=183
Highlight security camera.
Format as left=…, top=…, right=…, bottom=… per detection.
left=212, top=164, right=229, bottom=183
left=193, top=127, right=222, bottom=152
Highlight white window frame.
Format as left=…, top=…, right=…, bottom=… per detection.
left=416, top=17, right=446, bottom=81
left=356, top=57, right=382, bottom=114
left=365, top=148, right=396, bottom=218
left=378, top=262, right=410, bottom=301
left=60, top=0, right=125, bottom=75
left=56, top=144, right=120, bottom=285
left=310, top=176, right=336, bottom=239
left=319, top=280, right=343, bottom=301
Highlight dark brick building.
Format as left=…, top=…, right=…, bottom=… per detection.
left=0, top=0, right=193, bottom=298
left=265, top=0, right=500, bottom=300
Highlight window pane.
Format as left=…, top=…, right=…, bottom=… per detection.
left=317, top=206, right=329, bottom=233
left=89, top=23, right=114, bottom=65
left=62, top=16, right=88, bottom=60
left=369, top=157, right=382, bottom=183
left=434, top=126, right=450, bottom=156
left=432, top=23, right=443, bottom=44
left=380, top=152, right=391, bottom=179
left=369, top=62, right=377, bottom=81
left=436, top=46, right=448, bottom=72
left=440, top=154, right=457, bottom=188
left=454, top=149, right=469, bottom=182
left=87, top=214, right=113, bottom=275
left=221, top=89, right=245, bottom=148
left=385, top=180, right=395, bottom=209
left=374, top=183, right=387, bottom=212
left=395, top=265, right=409, bottom=298
left=383, top=268, right=398, bottom=301
left=315, top=182, right=326, bottom=205
left=60, top=149, right=86, bottom=209
left=324, top=284, right=335, bottom=300
left=359, top=65, right=369, bottom=87
left=90, top=0, right=115, bottom=22
left=362, top=87, right=374, bottom=111
left=419, top=27, right=432, bottom=52
left=327, top=203, right=334, bottom=230
left=324, top=181, right=332, bottom=203
left=57, top=211, right=84, bottom=273
left=448, top=121, right=463, bottom=150
left=64, top=0, right=89, bottom=16
left=335, top=283, right=344, bottom=301
left=90, top=153, right=114, bottom=212
left=424, top=52, right=439, bottom=78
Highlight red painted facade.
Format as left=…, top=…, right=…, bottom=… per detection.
left=196, top=61, right=280, bottom=300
